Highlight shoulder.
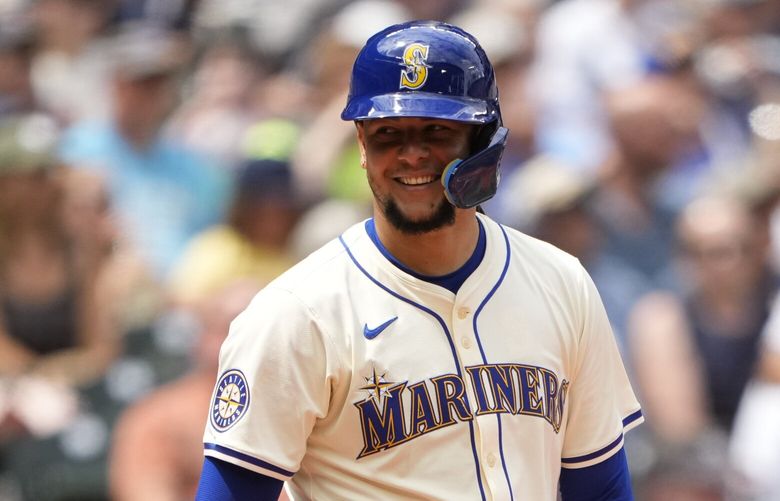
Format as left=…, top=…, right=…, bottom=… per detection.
left=268, top=234, right=353, bottom=292
left=218, top=232, right=360, bottom=370
left=115, top=374, right=208, bottom=435
left=481, top=216, right=592, bottom=320
left=59, top=121, right=115, bottom=164
left=485, top=216, right=583, bottom=277
left=158, top=143, right=227, bottom=186
left=167, top=226, right=239, bottom=278
left=628, top=290, right=690, bottom=343
left=185, top=226, right=239, bottom=248
left=629, top=290, right=690, bottom=334
left=242, top=220, right=368, bottom=313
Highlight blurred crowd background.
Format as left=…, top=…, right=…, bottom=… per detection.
left=0, top=0, right=779, bottom=499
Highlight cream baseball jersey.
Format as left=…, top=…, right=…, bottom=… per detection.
left=203, top=213, right=643, bottom=500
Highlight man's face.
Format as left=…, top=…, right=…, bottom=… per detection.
left=357, top=117, right=474, bottom=234
left=115, top=73, right=178, bottom=128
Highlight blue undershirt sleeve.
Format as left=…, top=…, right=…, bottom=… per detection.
left=195, top=456, right=284, bottom=501
left=559, top=447, right=634, bottom=501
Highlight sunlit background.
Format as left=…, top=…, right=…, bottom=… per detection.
left=0, top=0, right=779, bottom=499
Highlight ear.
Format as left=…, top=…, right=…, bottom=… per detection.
left=355, top=122, right=367, bottom=169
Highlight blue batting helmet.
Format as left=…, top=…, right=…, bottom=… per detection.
left=341, top=20, right=501, bottom=124
left=341, top=21, right=508, bottom=209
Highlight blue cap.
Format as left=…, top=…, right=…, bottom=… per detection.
left=341, top=20, right=500, bottom=124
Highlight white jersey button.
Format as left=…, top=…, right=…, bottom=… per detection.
left=457, top=306, right=470, bottom=319
left=487, top=453, right=497, bottom=468
left=461, top=337, right=472, bottom=349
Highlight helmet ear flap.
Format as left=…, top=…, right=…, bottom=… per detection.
left=443, top=126, right=508, bottom=209
left=469, top=99, right=502, bottom=153
left=470, top=121, right=499, bottom=155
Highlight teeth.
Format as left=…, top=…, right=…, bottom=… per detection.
left=399, top=175, right=436, bottom=186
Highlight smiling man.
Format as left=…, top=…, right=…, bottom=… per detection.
left=196, top=21, right=643, bottom=501
left=361, top=117, right=467, bottom=234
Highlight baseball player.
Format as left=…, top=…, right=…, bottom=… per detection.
left=196, top=21, right=643, bottom=500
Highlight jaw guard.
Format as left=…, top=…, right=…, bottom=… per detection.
left=442, top=126, right=508, bottom=209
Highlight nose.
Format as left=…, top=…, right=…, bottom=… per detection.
left=396, top=137, right=429, bottom=167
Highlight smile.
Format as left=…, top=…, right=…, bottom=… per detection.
left=396, top=175, right=438, bottom=186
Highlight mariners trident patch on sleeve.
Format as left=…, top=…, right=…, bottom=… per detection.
left=210, top=369, right=250, bottom=432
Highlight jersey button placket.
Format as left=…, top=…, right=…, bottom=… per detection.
left=455, top=307, right=473, bottom=351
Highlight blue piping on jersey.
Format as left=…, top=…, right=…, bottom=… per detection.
left=338, top=234, right=487, bottom=501
left=561, top=409, right=644, bottom=465
left=561, top=434, right=624, bottom=465
left=471, top=223, right=514, bottom=501
left=203, top=443, right=295, bottom=478
left=561, top=409, right=642, bottom=464
left=622, top=409, right=643, bottom=428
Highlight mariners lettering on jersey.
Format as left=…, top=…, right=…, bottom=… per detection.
left=210, top=369, right=250, bottom=432
left=354, top=363, right=569, bottom=458
left=399, top=43, right=430, bottom=90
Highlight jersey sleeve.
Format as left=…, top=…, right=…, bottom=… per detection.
left=203, top=286, right=343, bottom=480
left=196, top=457, right=284, bottom=500
left=559, top=446, right=633, bottom=500
left=561, top=266, right=643, bottom=469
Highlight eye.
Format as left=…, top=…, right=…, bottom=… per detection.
left=427, top=123, right=448, bottom=132
left=424, top=123, right=456, bottom=140
left=369, top=126, right=401, bottom=144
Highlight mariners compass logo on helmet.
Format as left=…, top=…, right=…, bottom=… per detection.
left=399, top=43, right=430, bottom=90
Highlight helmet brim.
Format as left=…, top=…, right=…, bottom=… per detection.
left=341, top=92, right=497, bottom=124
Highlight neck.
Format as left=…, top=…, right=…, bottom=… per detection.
left=604, top=153, right=656, bottom=204
left=116, top=116, right=158, bottom=152
left=373, top=207, right=480, bottom=276
left=694, top=287, right=758, bottom=336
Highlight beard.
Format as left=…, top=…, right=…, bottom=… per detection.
left=368, top=175, right=456, bottom=234
left=382, top=196, right=455, bottom=234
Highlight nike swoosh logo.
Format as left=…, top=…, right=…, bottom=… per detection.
left=363, top=317, right=398, bottom=340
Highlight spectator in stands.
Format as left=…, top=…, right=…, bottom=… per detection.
left=0, top=23, right=36, bottom=117
left=166, top=36, right=266, bottom=169
left=628, top=194, right=775, bottom=498
left=109, top=280, right=289, bottom=501
left=588, top=75, right=706, bottom=286
left=167, top=158, right=302, bottom=306
left=28, top=0, right=114, bottom=124
left=0, top=113, right=120, bottom=384
left=59, top=24, right=230, bottom=281
left=112, top=0, right=200, bottom=30
left=290, top=0, right=410, bottom=203
left=729, top=290, right=780, bottom=500
left=529, top=0, right=702, bottom=171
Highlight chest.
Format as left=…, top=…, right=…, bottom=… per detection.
left=320, top=271, right=579, bottom=457
left=341, top=272, right=578, bottom=381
